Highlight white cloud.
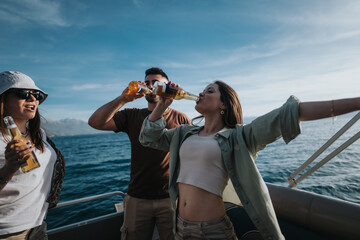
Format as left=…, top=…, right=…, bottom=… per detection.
left=132, top=0, right=142, bottom=7
left=0, top=0, right=68, bottom=27
left=72, top=84, right=104, bottom=91
left=0, top=9, right=27, bottom=24
left=278, top=1, right=360, bottom=28
left=71, top=82, right=126, bottom=92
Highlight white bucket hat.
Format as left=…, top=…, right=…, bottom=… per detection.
left=0, top=71, right=48, bottom=104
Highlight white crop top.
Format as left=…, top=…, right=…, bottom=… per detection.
left=177, top=133, right=229, bottom=197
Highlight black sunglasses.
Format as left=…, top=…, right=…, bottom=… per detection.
left=9, top=89, right=45, bottom=101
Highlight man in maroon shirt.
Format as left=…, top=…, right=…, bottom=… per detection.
left=88, top=68, right=191, bottom=240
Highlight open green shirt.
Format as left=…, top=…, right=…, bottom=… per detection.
left=139, top=96, right=301, bottom=240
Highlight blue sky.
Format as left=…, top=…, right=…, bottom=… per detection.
left=1, top=0, right=359, bottom=121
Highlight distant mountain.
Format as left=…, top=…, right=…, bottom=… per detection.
left=41, top=118, right=102, bottom=137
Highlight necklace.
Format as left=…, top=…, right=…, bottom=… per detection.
left=21, top=129, right=29, bottom=137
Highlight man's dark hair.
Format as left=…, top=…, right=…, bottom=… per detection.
left=145, top=67, right=169, bottom=80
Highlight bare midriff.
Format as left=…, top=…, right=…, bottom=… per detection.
left=178, top=183, right=226, bottom=221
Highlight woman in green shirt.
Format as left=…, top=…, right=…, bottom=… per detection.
left=140, top=80, right=360, bottom=240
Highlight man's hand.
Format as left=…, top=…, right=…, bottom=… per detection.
left=121, top=87, right=145, bottom=102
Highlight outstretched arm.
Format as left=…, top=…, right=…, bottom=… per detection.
left=299, top=97, right=360, bottom=121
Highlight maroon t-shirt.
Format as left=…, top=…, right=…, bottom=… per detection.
left=113, top=108, right=191, bottom=199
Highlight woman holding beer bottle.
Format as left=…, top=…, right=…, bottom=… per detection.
left=0, top=71, right=65, bottom=240
left=140, top=80, right=360, bottom=240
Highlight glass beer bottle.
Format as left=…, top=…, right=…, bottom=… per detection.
left=128, top=81, right=153, bottom=95
left=3, top=116, right=40, bottom=173
left=153, top=82, right=199, bottom=101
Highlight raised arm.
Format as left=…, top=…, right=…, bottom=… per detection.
left=88, top=87, right=144, bottom=131
left=148, top=96, right=174, bottom=122
left=299, top=97, right=360, bottom=121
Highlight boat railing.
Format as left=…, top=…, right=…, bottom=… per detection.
left=52, top=191, right=126, bottom=209
left=287, top=111, right=360, bottom=188
left=47, top=191, right=126, bottom=235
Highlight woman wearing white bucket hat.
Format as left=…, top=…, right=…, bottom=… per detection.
left=0, top=71, right=65, bottom=240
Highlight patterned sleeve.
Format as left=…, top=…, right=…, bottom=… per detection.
left=46, top=137, right=66, bottom=209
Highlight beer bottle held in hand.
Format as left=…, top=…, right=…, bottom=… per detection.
left=3, top=116, right=40, bottom=173
left=128, top=81, right=153, bottom=95
left=153, top=82, right=199, bottom=101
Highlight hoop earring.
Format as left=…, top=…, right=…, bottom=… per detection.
left=220, top=110, right=224, bottom=115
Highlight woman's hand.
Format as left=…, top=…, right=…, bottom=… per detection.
left=4, top=140, right=31, bottom=173
left=148, top=81, right=178, bottom=121
left=148, top=96, right=173, bottom=122
left=0, top=140, right=32, bottom=189
left=159, top=81, right=177, bottom=107
left=158, top=95, right=174, bottom=109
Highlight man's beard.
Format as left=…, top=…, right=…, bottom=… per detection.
left=145, top=94, right=159, bottom=103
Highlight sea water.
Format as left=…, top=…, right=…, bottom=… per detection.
left=46, top=113, right=360, bottom=229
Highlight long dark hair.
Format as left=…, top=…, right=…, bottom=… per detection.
left=1, top=92, right=45, bottom=152
left=192, top=80, right=243, bottom=128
